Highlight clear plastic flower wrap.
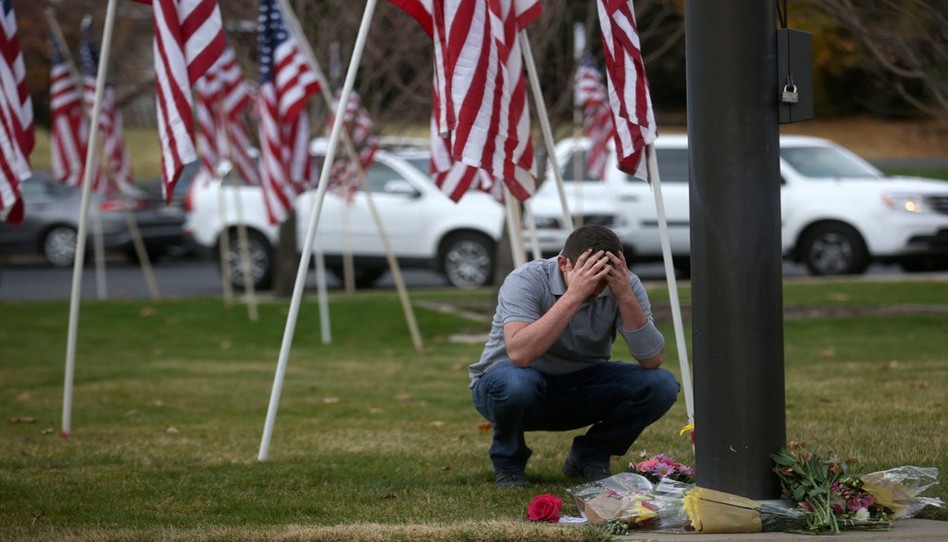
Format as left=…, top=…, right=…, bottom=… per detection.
left=859, top=466, right=944, bottom=520
left=566, top=472, right=688, bottom=530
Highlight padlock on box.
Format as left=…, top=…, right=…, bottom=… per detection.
left=777, top=29, right=813, bottom=123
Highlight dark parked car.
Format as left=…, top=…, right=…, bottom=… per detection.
left=0, top=173, right=187, bottom=266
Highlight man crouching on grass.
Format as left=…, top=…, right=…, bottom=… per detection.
left=469, top=225, right=679, bottom=488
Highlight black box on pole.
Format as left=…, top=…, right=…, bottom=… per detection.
left=777, top=28, right=814, bottom=124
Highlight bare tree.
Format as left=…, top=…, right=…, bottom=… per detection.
left=802, top=0, right=948, bottom=118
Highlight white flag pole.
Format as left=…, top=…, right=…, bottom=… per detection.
left=646, top=144, right=694, bottom=427
left=259, top=0, right=379, bottom=461
left=277, top=0, right=422, bottom=351
left=519, top=31, right=573, bottom=232
left=314, top=243, right=331, bottom=344
left=522, top=200, right=542, bottom=261
left=572, top=22, right=585, bottom=227
left=61, top=0, right=118, bottom=438
left=46, top=10, right=109, bottom=300
left=121, top=202, right=161, bottom=300
left=216, top=109, right=259, bottom=321
left=503, top=187, right=527, bottom=268
left=216, top=177, right=234, bottom=306
left=232, top=183, right=259, bottom=321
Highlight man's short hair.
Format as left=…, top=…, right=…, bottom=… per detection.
left=561, top=225, right=623, bottom=262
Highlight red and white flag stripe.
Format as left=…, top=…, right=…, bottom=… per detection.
left=329, top=90, right=378, bottom=202
left=195, top=45, right=258, bottom=186
left=102, top=90, right=134, bottom=194
left=575, top=53, right=614, bottom=180
left=257, top=0, right=320, bottom=224
left=597, top=0, right=656, bottom=182
left=438, top=0, right=539, bottom=201
left=0, top=0, right=32, bottom=223
left=50, top=48, right=85, bottom=187
left=80, top=16, right=131, bottom=194
left=389, top=0, right=540, bottom=202
left=141, top=0, right=226, bottom=202
left=428, top=87, right=482, bottom=202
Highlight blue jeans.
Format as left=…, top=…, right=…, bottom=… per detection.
left=471, top=361, right=679, bottom=474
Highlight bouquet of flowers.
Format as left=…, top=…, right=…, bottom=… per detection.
left=682, top=485, right=808, bottom=533
left=566, top=472, right=688, bottom=529
left=771, top=442, right=891, bottom=533
left=860, top=465, right=944, bottom=520
left=629, top=454, right=696, bottom=485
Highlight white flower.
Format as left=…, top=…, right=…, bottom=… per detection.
left=853, top=508, right=871, bottom=522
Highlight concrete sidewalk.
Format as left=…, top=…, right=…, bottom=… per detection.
left=615, top=519, right=947, bottom=541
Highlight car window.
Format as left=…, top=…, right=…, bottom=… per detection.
left=404, top=156, right=429, bottom=174
left=19, top=181, right=48, bottom=198
left=562, top=149, right=602, bottom=182
left=624, top=148, right=689, bottom=183
left=21, top=179, right=68, bottom=200
left=780, top=146, right=882, bottom=179
left=365, top=162, right=406, bottom=193
left=656, top=148, right=689, bottom=183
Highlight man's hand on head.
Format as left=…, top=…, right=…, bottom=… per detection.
left=562, top=249, right=611, bottom=300
left=603, top=251, right=634, bottom=301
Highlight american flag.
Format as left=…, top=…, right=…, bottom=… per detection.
left=428, top=85, right=484, bottom=202
left=329, top=90, right=378, bottom=202
left=597, top=0, right=657, bottom=182
left=137, top=0, right=227, bottom=202
left=195, top=44, right=257, bottom=186
left=257, top=0, right=320, bottom=224
left=50, top=35, right=86, bottom=188
left=0, top=0, right=32, bottom=224
left=575, top=50, right=614, bottom=180
left=80, top=15, right=133, bottom=194
left=389, top=0, right=541, bottom=201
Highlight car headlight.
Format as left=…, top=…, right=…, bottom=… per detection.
left=883, top=193, right=929, bottom=214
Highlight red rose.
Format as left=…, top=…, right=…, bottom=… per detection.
left=527, top=493, right=563, bottom=522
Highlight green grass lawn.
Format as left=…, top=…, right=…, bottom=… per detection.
left=1, top=281, right=945, bottom=541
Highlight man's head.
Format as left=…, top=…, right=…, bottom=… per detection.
left=560, top=225, right=623, bottom=264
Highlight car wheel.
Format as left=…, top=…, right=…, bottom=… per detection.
left=440, top=232, right=494, bottom=289
left=221, top=229, right=273, bottom=290
left=43, top=225, right=78, bottom=267
left=798, top=223, right=869, bottom=276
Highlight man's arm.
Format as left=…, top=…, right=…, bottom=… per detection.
left=504, top=249, right=611, bottom=367
left=604, top=252, right=665, bottom=369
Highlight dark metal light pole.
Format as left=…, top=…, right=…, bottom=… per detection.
left=685, top=0, right=787, bottom=499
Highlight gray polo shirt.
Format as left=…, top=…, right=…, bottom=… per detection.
left=469, top=257, right=664, bottom=387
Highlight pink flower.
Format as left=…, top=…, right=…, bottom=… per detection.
left=654, top=462, right=676, bottom=478
left=527, top=493, right=563, bottom=523
left=847, top=495, right=874, bottom=512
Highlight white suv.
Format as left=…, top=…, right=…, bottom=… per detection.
left=184, top=141, right=506, bottom=289
left=528, top=135, right=948, bottom=276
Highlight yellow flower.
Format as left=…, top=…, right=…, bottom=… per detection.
left=630, top=502, right=658, bottom=525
